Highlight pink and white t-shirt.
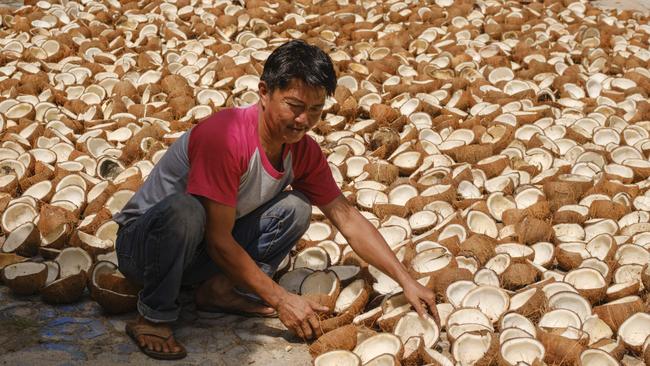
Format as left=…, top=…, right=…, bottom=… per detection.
left=113, top=104, right=341, bottom=226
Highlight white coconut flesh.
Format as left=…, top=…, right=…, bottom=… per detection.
left=300, top=270, right=338, bottom=296
left=388, top=185, right=417, bottom=206
left=1, top=203, right=37, bottom=233
left=314, top=350, right=361, bottom=366
left=509, top=288, right=538, bottom=311
left=461, top=286, right=509, bottom=322
left=2, top=222, right=37, bottom=253
left=356, top=189, right=387, bottom=209
left=353, top=307, right=382, bottom=326
left=495, top=243, right=533, bottom=260
left=579, top=258, right=610, bottom=278
left=44, top=261, right=60, bottom=286
left=317, top=241, right=341, bottom=266
left=613, top=264, right=643, bottom=285
left=105, top=190, right=135, bottom=215
left=542, top=282, right=579, bottom=299
left=466, top=211, right=497, bottom=238
left=500, top=337, right=545, bottom=364
left=474, top=269, right=500, bottom=287
left=532, top=242, right=555, bottom=266
left=353, top=333, right=402, bottom=364
left=408, top=210, right=437, bottom=232
left=539, top=309, right=582, bottom=330
left=303, top=222, right=332, bottom=242
left=393, top=311, right=439, bottom=347
left=55, top=174, right=87, bottom=192
left=582, top=316, right=613, bottom=344
left=22, top=181, right=53, bottom=200
left=294, top=247, right=329, bottom=271
left=452, top=332, right=493, bottom=366
left=411, top=249, right=452, bottom=274
left=618, top=312, right=650, bottom=349
left=485, top=253, right=511, bottom=275
left=500, top=312, right=536, bottom=336
left=51, top=185, right=86, bottom=208
left=2, top=262, right=47, bottom=280
left=279, top=268, right=314, bottom=294
left=445, top=280, right=477, bottom=308
left=96, top=221, right=119, bottom=243
left=564, top=268, right=606, bottom=290
left=55, top=248, right=93, bottom=278
left=77, top=231, right=113, bottom=250
left=616, top=244, right=650, bottom=266
left=579, top=349, right=619, bottom=366
left=500, top=328, right=534, bottom=344
left=378, top=226, right=407, bottom=249
left=363, top=353, right=398, bottom=366
left=334, top=279, right=366, bottom=313
left=447, top=309, right=493, bottom=334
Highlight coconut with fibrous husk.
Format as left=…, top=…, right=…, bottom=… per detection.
left=421, top=348, right=454, bottom=366
left=393, top=311, right=439, bottom=348
left=409, top=247, right=455, bottom=278
left=294, top=247, right=330, bottom=271
left=41, top=247, right=93, bottom=304
left=400, top=335, right=424, bottom=366
left=536, top=327, right=586, bottom=366
left=1, top=261, right=48, bottom=295
left=432, top=267, right=474, bottom=300
left=334, top=279, right=369, bottom=316
left=38, top=203, right=77, bottom=237
left=617, top=312, right=650, bottom=354
left=313, top=350, right=361, bottom=366
left=89, top=260, right=139, bottom=314
left=300, top=270, right=341, bottom=313
left=563, top=268, right=607, bottom=304
left=501, top=261, right=540, bottom=291
left=499, top=337, right=545, bottom=366
left=452, top=330, right=499, bottom=366
left=579, top=349, right=619, bottom=366
left=461, top=285, right=510, bottom=323
left=353, top=332, right=403, bottom=364
left=309, top=324, right=358, bottom=357
left=0, top=253, right=27, bottom=273
left=516, top=216, right=553, bottom=245
left=352, top=307, right=382, bottom=328
left=70, top=230, right=114, bottom=258
left=458, top=233, right=497, bottom=265
left=2, top=222, right=39, bottom=257
left=509, top=287, right=546, bottom=321
left=593, top=296, right=645, bottom=332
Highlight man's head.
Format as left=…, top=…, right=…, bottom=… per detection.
left=258, top=40, right=337, bottom=144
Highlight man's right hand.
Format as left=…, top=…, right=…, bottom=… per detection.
left=275, top=292, right=329, bottom=340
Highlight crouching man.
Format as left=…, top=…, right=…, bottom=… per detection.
left=114, top=40, right=438, bottom=360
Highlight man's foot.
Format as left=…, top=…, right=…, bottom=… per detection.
left=125, top=316, right=186, bottom=360
left=195, top=274, right=276, bottom=317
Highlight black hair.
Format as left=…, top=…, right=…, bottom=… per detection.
left=261, top=40, right=337, bottom=96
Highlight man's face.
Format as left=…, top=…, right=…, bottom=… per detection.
left=259, top=78, right=326, bottom=144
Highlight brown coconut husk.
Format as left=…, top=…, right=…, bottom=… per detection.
left=642, top=264, right=650, bottom=291
left=511, top=287, right=547, bottom=321
left=363, top=162, right=399, bottom=185
left=78, top=208, right=114, bottom=235
left=38, top=203, right=78, bottom=237
left=369, top=128, right=400, bottom=158
left=501, top=262, right=540, bottom=291
left=606, top=282, right=640, bottom=302
left=438, top=235, right=461, bottom=256
left=373, top=203, right=409, bottom=220
left=589, top=200, right=629, bottom=220
left=516, top=217, right=553, bottom=245
left=543, top=181, right=582, bottom=203
left=0, top=253, right=27, bottom=271
left=402, top=336, right=424, bottom=366
left=592, top=297, right=646, bottom=332
left=553, top=210, right=587, bottom=225
left=316, top=312, right=355, bottom=337
left=309, top=324, right=358, bottom=357
left=458, top=234, right=497, bottom=265
left=41, top=271, right=87, bottom=304
left=537, top=327, right=586, bottom=365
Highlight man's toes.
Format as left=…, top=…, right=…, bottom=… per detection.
left=162, top=342, right=170, bottom=353
left=138, top=335, right=147, bottom=348
left=153, top=340, right=163, bottom=352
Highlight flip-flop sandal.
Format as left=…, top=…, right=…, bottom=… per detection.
left=195, top=305, right=278, bottom=318
left=125, top=322, right=187, bottom=360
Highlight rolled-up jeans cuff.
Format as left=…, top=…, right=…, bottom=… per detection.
left=137, top=295, right=180, bottom=323
left=233, top=262, right=275, bottom=304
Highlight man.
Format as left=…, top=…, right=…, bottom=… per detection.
left=114, top=40, right=438, bottom=360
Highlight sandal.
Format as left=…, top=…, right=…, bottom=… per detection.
left=125, top=322, right=187, bottom=360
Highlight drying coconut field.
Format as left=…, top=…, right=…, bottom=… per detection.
left=2, top=0, right=650, bottom=365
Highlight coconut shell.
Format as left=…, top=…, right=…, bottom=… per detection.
left=458, top=234, right=497, bottom=265
left=537, top=327, right=586, bottom=365
left=553, top=210, right=587, bottom=225
left=3, top=222, right=40, bottom=257
left=590, top=339, right=626, bottom=361
left=402, top=336, right=424, bottom=366
left=606, top=282, right=640, bottom=302
left=555, top=247, right=585, bottom=271
left=516, top=217, right=553, bottom=245
left=2, top=262, right=48, bottom=295
left=593, top=297, right=646, bottom=332
left=373, top=203, right=409, bottom=220
left=589, top=200, right=629, bottom=221
left=642, top=264, right=650, bottom=291
left=363, top=162, right=399, bottom=185
left=434, top=267, right=474, bottom=301
left=38, top=203, right=78, bottom=237
left=511, top=287, right=546, bottom=321
left=438, top=235, right=461, bottom=256
left=543, top=181, right=582, bottom=203
left=309, top=324, right=358, bottom=357
left=93, top=287, right=138, bottom=314
left=501, top=262, right=540, bottom=291
left=41, top=271, right=87, bottom=304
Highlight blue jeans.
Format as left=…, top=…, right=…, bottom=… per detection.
left=115, top=191, right=311, bottom=323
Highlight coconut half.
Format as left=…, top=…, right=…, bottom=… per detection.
left=393, top=311, right=440, bottom=348
left=1, top=261, right=47, bottom=295
left=300, top=270, right=341, bottom=312
left=90, top=261, right=139, bottom=314
left=353, top=333, right=403, bottom=364
left=2, top=222, right=40, bottom=257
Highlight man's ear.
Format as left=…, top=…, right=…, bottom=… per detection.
left=258, top=81, right=269, bottom=109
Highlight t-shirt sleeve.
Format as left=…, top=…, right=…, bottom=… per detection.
left=186, top=123, right=243, bottom=207
left=291, top=137, right=342, bottom=206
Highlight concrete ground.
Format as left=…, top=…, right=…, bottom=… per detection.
left=0, top=285, right=312, bottom=366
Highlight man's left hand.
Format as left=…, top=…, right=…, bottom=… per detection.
left=402, top=279, right=440, bottom=325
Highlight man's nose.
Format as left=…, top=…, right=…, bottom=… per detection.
left=295, top=111, right=309, bottom=125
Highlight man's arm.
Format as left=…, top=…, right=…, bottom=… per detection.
left=320, top=195, right=439, bottom=322
left=198, top=197, right=327, bottom=339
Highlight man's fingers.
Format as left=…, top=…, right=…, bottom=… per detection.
left=301, top=320, right=313, bottom=340
left=307, top=315, right=323, bottom=339
left=307, top=299, right=330, bottom=313
left=412, top=299, right=426, bottom=319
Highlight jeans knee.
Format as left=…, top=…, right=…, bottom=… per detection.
left=161, top=193, right=206, bottom=240
left=282, top=191, right=311, bottom=233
